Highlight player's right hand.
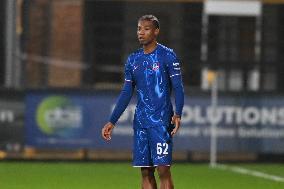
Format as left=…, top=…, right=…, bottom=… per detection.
left=102, top=122, right=115, bottom=141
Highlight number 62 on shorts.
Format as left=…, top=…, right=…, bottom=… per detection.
left=157, top=142, right=169, bottom=155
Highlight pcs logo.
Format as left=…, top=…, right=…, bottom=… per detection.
left=36, top=96, right=83, bottom=137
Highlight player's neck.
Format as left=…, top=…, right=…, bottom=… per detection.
left=143, top=41, right=158, bottom=54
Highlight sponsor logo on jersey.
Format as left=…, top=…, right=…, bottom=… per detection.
left=173, top=62, right=180, bottom=70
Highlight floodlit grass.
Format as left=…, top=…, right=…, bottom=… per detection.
left=0, top=162, right=283, bottom=189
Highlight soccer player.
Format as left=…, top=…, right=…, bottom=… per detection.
left=102, top=15, right=184, bottom=189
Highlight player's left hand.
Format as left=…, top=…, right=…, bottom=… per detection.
left=171, top=115, right=181, bottom=136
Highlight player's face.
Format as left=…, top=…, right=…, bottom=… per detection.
left=137, top=20, right=159, bottom=46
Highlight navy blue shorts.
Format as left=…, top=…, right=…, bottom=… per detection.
left=133, top=125, right=173, bottom=167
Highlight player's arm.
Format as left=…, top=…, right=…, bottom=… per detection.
left=167, top=51, right=184, bottom=136
left=170, top=75, right=184, bottom=136
left=109, top=81, right=134, bottom=125
left=171, top=75, right=184, bottom=118
left=102, top=81, right=134, bottom=141
left=102, top=57, right=135, bottom=141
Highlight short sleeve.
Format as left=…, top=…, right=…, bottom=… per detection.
left=124, top=57, right=133, bottom=82
left=166, top=51, right=182, bottom=78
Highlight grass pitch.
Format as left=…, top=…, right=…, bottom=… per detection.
left=0, top=162, right=283, bottom=189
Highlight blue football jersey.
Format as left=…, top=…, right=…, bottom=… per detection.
left=124, top=44, right=182, bottom=129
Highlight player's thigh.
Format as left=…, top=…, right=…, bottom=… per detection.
left=149, top=126, right=173, bottom=166
left=133, top=128, right=152, bottom=166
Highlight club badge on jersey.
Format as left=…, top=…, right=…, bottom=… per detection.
left=152, top=62, right=160, bottom=71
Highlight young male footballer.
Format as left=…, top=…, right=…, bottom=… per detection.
left=102, top=15, right=184, bottom=189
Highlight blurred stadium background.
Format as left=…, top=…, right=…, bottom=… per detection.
left=1, top=0, right=284, bottom=188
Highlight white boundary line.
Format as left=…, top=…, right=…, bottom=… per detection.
left=215, top=164, right=284, bottom=183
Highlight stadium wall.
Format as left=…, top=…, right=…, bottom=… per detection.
left=23, top=0, right=83, bottom=87
left=21, top=0, right=284, bottom=92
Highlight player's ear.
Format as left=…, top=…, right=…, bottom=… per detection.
left=154, top=28, right=160, bottom=36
